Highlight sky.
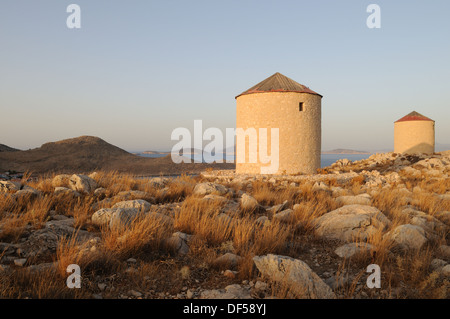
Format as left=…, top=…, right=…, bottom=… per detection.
left=0, top=0, right=449, bottom=152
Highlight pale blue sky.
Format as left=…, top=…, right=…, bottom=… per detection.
left=1, top=0, right=449, bottom=152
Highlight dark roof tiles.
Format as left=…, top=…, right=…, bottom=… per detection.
left=236, top=72, right=322, bottom=99
left=395, top=111, right=434, bottom=123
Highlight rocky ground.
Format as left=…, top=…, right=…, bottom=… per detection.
left=0, top=152, right=449, bottom=299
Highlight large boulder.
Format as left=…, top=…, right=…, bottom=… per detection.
left=253, top=254, right=335, bottom=299
left=18, top=218, right=95, bottom=258
left=52, top=174, right=71, bottom=188
left=91, top=207, right=140, bottom=229
left=383, top=224, right=428, bottom=250
left=313, top=205, right=391, bottom=242
left=69, top=174, right=97, bottom=193
left=193, top=182, right=229, bottom=196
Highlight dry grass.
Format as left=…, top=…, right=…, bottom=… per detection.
left=250, top=181, right=297, bottom=206
left=1, top=167, right=448, bottom=299
left=102, top=213, right=173, bottom=260
left=0, top=267, right=88, bottom=299
left=174, top=197, right=233, bottom=245
left=0, top=195, right=52, bottom=242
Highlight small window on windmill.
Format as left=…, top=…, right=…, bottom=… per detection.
left=299, top=102, right=304, bottom=112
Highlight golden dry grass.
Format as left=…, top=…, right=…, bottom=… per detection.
left=1, top=168, right=449, bottom=299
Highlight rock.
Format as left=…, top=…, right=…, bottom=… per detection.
left=91, top=208, right=117, bottom=228
left=312, top=182, right=329, bottom=192
left=109, top=208, right=141, bottom=230
left=69, top=174, right=97, bottom=193
left=193, top=182, right=229, bottom=196
left=14, top=258, right=27, bottom=267
left=272, top=209, right=294, bottom=223
left=164, top=234, right=190, bottom=255
left=334, top=243, right=376, bottom=258
left=254, top=281, right=268, bottom=292
left=331, top=187, right=346, bottom=197
left=98, top=283, right=107, bottom=291
left=224, top=270, right=238, bottom=279
left=441, top=265, right=450, bottom=276
left=91, top=207, right=141, bottom=229
left=314, top=205, right=391, bottom=242
left=94, top=188, right=106, bottom=196
left=267, top=200, right=289, bottom=214
left=149, top=177, right=169, bottom=189
left=0, top=181, right=20, bottom=192
left=255, top=216, right=270, bottom=227
left=438, top=245, right=450, bottom=258
left=52, top=174, right=71, bottom=188
left=213, top=253, right=242, bottom=269
left=112, top=199, right=152, bottom=212
left=200, top=284, right=251, bottom=299
left=115, top=190, right=153, bottom=201
left=253, top=254, right=335, bottom=299
left=202, top=194, right=229, bottom=204
left=435, top=211, right=450, bottom=225
left=129, top=290, right=142, bottom=298
left=401, top=207, right=447, bottom=234
left=240, top=193, right=259, bottom=211
left=186, top=290, right=194, bottom=299
left=224, top=284, right=252, bottom=299
left=54, top=187, right=81, bottom=197
left=13, top=187, right=41, bottom=199
left=430, top=259, right=448, bottom=271
left=383, top=224, right=428, bottom=251
left=17, top=219, right=95, bottom=259
left=336, top=195, right=371, bottom=206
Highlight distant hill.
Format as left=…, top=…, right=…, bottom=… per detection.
left=0, top=136, right=233, bottom=175
left=141, top=150, right=171, bottom=155
left=322, top=149, right=371, bottom=155
left=0, top=144, right=19, bottom=152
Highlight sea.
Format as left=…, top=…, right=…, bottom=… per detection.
left=137, top=153, right=372, bottom=168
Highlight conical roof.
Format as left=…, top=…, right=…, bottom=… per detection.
left=235, top=72, right=322, bottom=99
left=395, top=111, right=434, bottom=123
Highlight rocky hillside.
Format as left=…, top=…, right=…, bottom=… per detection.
left=0, top=136, right=233, bottom=175
left=0, top=144, right=19, bottom=152
left=0, top=152, right=448, bottom=299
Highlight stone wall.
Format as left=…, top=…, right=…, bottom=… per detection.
left=236, top=92, right=321, bottom=174
left=394, top=121, right=435, bottom=154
